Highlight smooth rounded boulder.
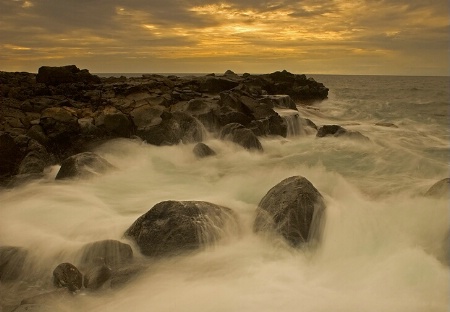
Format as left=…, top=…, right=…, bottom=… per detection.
left=52, top=263, right=82, bottom=291
left=254, top=176, right=326, bottom=246
left=124, top=200, right=239, bottom=257
left=78, top=239, right=133, bottom=268
left=219, top=123, right=263, bottom=151
left=55, top=152, right=114, bottom=180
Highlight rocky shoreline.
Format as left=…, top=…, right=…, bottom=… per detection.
left=0, top=65, right=329, bottom=187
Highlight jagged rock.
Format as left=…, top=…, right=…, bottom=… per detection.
left=0, top=246, right=28, bottom=281
left=55, top=152, right=114, bottom=180
left=193, top=143, right=216, bottom=158
left=83, top=265, right=112, bottom=290
left=316, top=124, right=369, bottom=140
left=259, top=95, right=297, bottom=110
left=36, top=65, right=100, bottom=86
left=129, top=104, right=165, bottom=128
left=18, top=140, right=52, bottom=175
left=52, top=263, right=82, bottom=291
left=124, top=200, right=239, bottom=257
left=219, top=123, right=263, bottom=151
left=78, top=240, right=133, bottom=268
left=39, top=107, right=80, bottom=142
left=254, top=176, right=326, bottom=246
left=102, top=112, right=134, bottom=138
left=425, top=178, right=449, bottom=198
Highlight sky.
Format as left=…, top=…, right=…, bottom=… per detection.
left=0, top=0, right=449, bottom=75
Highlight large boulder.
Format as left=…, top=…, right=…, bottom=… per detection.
left=219, top=123, right=263, bottom=151
left=78, top=240, right=133, bottom=268
left=36, top=65, right=100, bottom=86
left=254, top=176, right=326, bottom=246
left=55, top=152, right=115, bottom=180
left=39, top=107, right=80, bottom=142
left=425, top=178, right=449, bottom=198
left=193, top=143, right=216, bottom=158
left=52, top=263, right=82, bottom=291
left=0, top=246, right=28, bottom=281
left=124, top=200, right=239, bottom=257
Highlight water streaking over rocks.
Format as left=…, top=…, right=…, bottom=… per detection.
left=0, top=68, right=448, bottom=312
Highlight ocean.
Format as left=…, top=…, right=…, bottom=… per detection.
left=0, top=75, right=448, bottom=311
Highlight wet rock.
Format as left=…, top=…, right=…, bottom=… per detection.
left=52, top=263, right=82, bottom=291
left=17, top=140, right=52, bottom=175
left=259, top=95, right=297, bottom=110
left=198, top=76, right=240, bottom=93
left=425, top=178, right=449, bottom=198
left=39, top=107, right=80, bottom=142
left=219, top=123, right=263, bottom=151
left=83, top=265, right=112, bottom=290
left=55, top=152, right=114, bottom=180
left=316, top=124, right=369, bottom=140
left=193, top=143, right=216, bottom=158
left=137, top=112, right=204, bottom=146
left=0, top=246, right=28, bottom=281
left=124, top=200, right=239, bottom=257
left=375, top=122, right=398, bottom=128
left=79, top=240, right=133, bottom=268
left=254, top=176, right=326, bottom=246
left=102, top=112, right=134, bottom=138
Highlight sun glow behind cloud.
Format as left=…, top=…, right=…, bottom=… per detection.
left=0, top=0, right=448, bottom=74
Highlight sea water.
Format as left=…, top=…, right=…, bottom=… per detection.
left=0, top=75, right=448, bottom=311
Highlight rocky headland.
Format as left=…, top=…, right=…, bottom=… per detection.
left=0, top=65, right=329, bottom=186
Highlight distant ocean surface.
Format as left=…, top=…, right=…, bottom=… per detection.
left=1, top=74, right=449, bottom=311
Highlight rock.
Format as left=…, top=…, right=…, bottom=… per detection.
left=259, top=95, right=297, bottom=110
left=124, top=200, right=239, bottom=257
left=375, top=122, right=398, bottom=128
left=425, top=178, right=449, bottom=198
left=137, top=112, right=204, bottom=146
left=36, top=65, right=100, bottom=86
left=52, top=263, right=82, bottom=291
left=254, top=176, right=326, bottom=246
left=198, top=76, right=240, bottom=93
left=129, top=104, right=165, bottom=128
left=0, top=246, right=28, bottom=281
left=55, top=152, right=114, bottom=180
left=18, top=140, right=52, bottom=175
left=78, top=240, right=133, bottom=268
left=316, top=124, right=369, bottom=140
left=83, top=265, right=112, bottom=290
left=0, top=132, right=23, bottom=177
left=102, top=112, right=134, bottom=138
left=39, top=107, right=80, bottom=142
left=193, top=143, right=216, bottom=158
left=219, top=123, right=263, bottom=151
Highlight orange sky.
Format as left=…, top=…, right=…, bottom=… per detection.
left=1, top=0, right=449, bottom=75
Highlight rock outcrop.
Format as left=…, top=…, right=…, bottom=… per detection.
left=124, top=200, right=240, bottom=257
left=254, top=176, right=326, bottom=246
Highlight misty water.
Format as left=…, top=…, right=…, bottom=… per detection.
left=1, top=75, right=448, bottom=311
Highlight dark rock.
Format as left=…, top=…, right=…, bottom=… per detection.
left=18, top=140, right=52, bottom=175
left=0, top=246, right=28, bottom=281
left=52, top=263, right=82, bottom=291
left=193, top=143, right=216, bottom=158
left=124, top=200, right=239, bottom=257
left=36, top=65, right=100, bottom=86
left=103, top=112, right=134, bottom=138
left=110, top=265, right=144, bottom=289
left=316, top=124, right=369, bottom=140
left=249, top=114, right=287, bottom=137
left=78, top=240, right=133, bottom=268
left=39, top=107, right=80, bottom=142
left=0, top=132, right=23, bottom=177
left=425, top=178, right=449, bottom=198
left=198, top=76, right=240, bottom=93
left=55, top=152, right=114, bottom=180
left=254, top=176, right=326, bottom=246
left=137, top=112, right=204, bottom=146
left=259, top=95, right=297, bottom=110
left=219, top=123, right=263, bottom=151
left=83, top=265, right=112, bottom=290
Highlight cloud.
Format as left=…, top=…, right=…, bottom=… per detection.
left=0, top=0, right=448, bottom=74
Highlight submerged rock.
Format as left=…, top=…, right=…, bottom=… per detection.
left=78, top=239, right=133, bottom=268
left=83, top=265, right=112, bottom=290
left=316, top=124, right=369, bottom=141
left=55, top=152, right=114, bottom=180
left=124, top=200, right=239, bottom=257
left=254, top=176, right=326, bottom=246
left=52, top=263, right=82, bottom=291
left=0, top=246, right=28, bottom=281
left=425, top=178, right=449, bottom=198
left=219, top=123, right=263, bottom=151
left=193, top=142, right=216, bottom=158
